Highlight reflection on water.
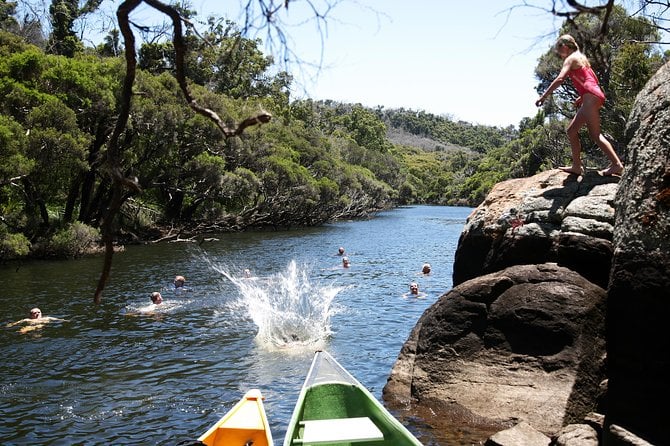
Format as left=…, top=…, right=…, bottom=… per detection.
left=0, top=205, right=474, bottom=445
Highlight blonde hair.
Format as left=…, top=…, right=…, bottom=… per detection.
left=556, top=34, right=580, bottom=52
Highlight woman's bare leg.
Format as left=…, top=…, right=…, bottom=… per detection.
left=562, top=107, right=588, bottom=175
left=581, top=95, right=624, bottom=175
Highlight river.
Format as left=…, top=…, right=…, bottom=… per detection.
left=1, top=205, right=475, bottom=445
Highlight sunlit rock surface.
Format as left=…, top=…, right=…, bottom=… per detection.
left=383, top=263, right=606, bottom=435
left=453, top=169, right=620, bottom=289
left=385, top=60, right=670, bottom=446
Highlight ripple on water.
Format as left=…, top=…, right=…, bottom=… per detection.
left=0, top=206, right=476, bottom=444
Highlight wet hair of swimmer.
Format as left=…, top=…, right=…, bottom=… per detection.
left=174, top=275, right=186, bottom=287
left=151, top=292, right=163, bottom=304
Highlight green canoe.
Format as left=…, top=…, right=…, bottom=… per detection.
left=283, top=350, right=423, bottom=446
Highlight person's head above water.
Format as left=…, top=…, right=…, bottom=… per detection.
left=338, top=246, right=345, bottom=255
left=29, top=308, right=42, bottom=319
left=342, top=256, right=350, bottom=268
left=174, top=275, right=185, bottom=288
left=151, top=292, right=163, bottom=304
left=422, top=263, right=431, bottom=274
left=409, top=283, right=419, bottom=295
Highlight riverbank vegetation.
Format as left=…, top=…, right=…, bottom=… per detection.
left=0, top=1, right=666, bottom=262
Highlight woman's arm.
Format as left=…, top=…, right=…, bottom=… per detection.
left=535, top=56, right=574, bottom=106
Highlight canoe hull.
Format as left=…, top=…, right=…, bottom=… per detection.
left=283, top=351, right=422, bottom=446
left=199, top=389, right=274, bottom=446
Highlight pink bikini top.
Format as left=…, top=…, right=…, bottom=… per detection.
left=568, top=65, right=606, bottom=101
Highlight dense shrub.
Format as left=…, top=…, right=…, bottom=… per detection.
left=0, top=231, right=30, bottom=259
left=48, top=222, right=101, bottom=258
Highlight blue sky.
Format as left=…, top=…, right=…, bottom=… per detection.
left=187, top=1, right=566, bottom=127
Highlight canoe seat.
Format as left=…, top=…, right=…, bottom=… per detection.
left=294, top=416, right=384, bottom=444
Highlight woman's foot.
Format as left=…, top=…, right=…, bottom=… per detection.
left=559, top=165, right=584, bottom=175
left=599, top=164, right=624, bottom=176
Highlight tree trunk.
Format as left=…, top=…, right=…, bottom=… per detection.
left=63, top=175, right=81, bottom=223
left=79, top=122, right=108, bottom=223
left=164, top=188, right=185, bottom=222
left=21, top=178, right=49, bottom=227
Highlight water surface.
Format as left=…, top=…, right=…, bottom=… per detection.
left=1, top=205, right=474, bottom=445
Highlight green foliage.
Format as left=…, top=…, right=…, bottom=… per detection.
left=0, top=29, right=33, bottom=56
left=0, top=229, right=30, bottom=259
left=48, top=0, right=83, bottom=57
left=25, top=101, right=91, bottom=200
left=219, top=167, right=261, bottom=212
left=6, top=47, right=43, bottom=82
left=95, top=29, right=121, bottom=57
left=138, top=18, right=290, bottom=105
left=0, top=114, right=32, bottom=184
left=47, top=221, right=100, bottom=258
left=609, top=40, right=665, bottom=130
left=0, top=114, right=32, bottom=235
left=0, top=4, right=663, bottom=257
left=382, top=108, right=514, bottom=153
left=0, top=0, right=18, bottom=33
left=337, top=105, right=391, bottom=153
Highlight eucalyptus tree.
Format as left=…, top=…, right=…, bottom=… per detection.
left=527, top=0, right=670, bottom=39
left=0, top=37, right=122, bottom=235
left=138, top=16, right=291, bottom=106
left=47, top=0, right=103, bottom=56
left=0, top=0, right=18, bottom=31
left=91, top=0, right=345, bottom=303
left=48, top=0, right=80, bottom=56
left=96, top=28, right=121, bottom=57
left=0, top=114, right=32, bottom=258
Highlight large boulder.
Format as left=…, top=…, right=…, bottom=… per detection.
left=605, top=61, right=670, bottom=445
left=453, top=170, right=619, bottom=289
left=383, top=263, right=606, bottom=436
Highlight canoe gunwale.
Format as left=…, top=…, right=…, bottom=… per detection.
left=282, top=350, right=423, bottom=446
left=198, top=389, right=274, bottom=446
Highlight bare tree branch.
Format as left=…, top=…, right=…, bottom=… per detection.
left=520, top=0, right=670, bottom=40
left=93, top=0, right=274, bottom=304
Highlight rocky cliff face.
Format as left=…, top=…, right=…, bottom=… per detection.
left=385, top=61, right=670, bottom=446
left=383, top=263, right=606, bottom=437
left=453, top=170, right=619, bottom=289
left=605, top=60, right=670, bottom=445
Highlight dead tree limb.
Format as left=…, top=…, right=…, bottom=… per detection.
left=93, top=0, right=274, bottom=304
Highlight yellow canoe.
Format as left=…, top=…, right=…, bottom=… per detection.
left=198, top=389, right=274, bottom=446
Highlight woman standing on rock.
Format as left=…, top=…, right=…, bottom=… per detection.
left=535, top=34, right=624, bottom=177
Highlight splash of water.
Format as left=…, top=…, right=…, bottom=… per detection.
left=216, top=260, right=343, bottom=349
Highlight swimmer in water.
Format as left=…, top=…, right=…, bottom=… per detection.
left=174, top=275, right=186, bottom=288
left=126, top=292, right=169, bottom=316
left=150, top=292, right=163, bottom=304
left=421, top=263, right=431, bottom=275
left=6, top=308, right=66, bottom=334
left=403, top=282, right=426, bottom=299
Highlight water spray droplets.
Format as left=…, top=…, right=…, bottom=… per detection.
left=221, top=260, right=343, bottom=349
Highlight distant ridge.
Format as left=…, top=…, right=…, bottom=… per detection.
left=386, top=127, right=473, bottom=153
